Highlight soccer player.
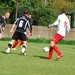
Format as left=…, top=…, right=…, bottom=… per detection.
left=0, top=12, right=10, bottom=39
left=5, top=10, right=32, bottom=55
left=11, top=14, right=32, bottom=50
left=46, top=7, right=70, bottom=60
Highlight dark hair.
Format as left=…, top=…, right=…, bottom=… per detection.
left=24, top=10, right=29, bottom=15
left=61, top=7, right=67, bottom=14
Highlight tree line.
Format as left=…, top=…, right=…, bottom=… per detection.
left=0, top=0, right=75, bottom=26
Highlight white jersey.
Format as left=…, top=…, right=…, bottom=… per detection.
left=49, top=14, right=70, bottom=36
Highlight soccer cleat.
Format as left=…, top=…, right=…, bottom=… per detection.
left=20, top=52, right=27, bottom=56
left=18, top=45, right=22, bottom=48
left=5, top=48, right=10, bottom=54
left=11, top=48, right=17, bottom=50
left=56, top=54, right=63, bottom=60
left=20, top=46, right=22, bottom=48
left=45, top=56, right=52, bottom=60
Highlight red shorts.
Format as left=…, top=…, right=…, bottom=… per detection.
left=51, top=33, right=64, bottom=44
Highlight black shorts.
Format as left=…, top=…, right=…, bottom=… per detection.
left=12, top=31, right=27, bottom=41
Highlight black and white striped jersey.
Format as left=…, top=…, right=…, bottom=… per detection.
left=14, top=15, right=32, bottom=33
left=0, top=16, right=6, bottom=27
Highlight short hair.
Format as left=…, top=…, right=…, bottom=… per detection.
left=24, top=10, right=29, bottom=15
left=61, top=7, right=67, bottom=14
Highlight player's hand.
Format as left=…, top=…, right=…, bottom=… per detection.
left=10, top=29, right=13, bottom=33
left=47, top=25, right=50, bottom=28
left=29, top=33, right=32, bottom=36
left=0, top=26, right=1, bottom=28
left=2, top=27, right=4, bottom=31
left=30, top=33, right=32, bottom=36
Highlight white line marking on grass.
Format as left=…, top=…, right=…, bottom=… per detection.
left=28, top=46, right=43, bottom=49
left=28, top=46, right=75, bottom=54
left=62, top=51, right=75, bottom=54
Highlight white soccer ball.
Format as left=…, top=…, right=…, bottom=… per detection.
left=43, top=47, right=49, bottom=52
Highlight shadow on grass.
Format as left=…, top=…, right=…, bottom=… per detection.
left=33, top=55, right=61, bottom=61
left=33, top=55, right=46, bottom=59
left=0, top=51, right=19, bottom=55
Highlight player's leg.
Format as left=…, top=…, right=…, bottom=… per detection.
left=46, top=47, right=54, bottom=60
left=5, top=39, right=15, bottom=53
left=0, top=28, right=2, bottom=39
left=51, top=41, right=62, bottom=56
left=46, top=33, right=64, bottom=60
left=20, top=33, right=27, bottom=55
left=19, top=41, right=23, bottom=48
left=19, top=36, right=28, bottom=47
left=51, top=33, right=64, bottom=60
left=20, top=41, right=27, bottom=55
left=12, top=40, right=19, bottom=50
left=53, top=45, right=63, bottom=60
left=5, top=31, right=19, bottom=53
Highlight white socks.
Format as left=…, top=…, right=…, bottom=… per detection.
left=5, top=48, right=10, bottom=53
left=21, top=44, right=27, bottom=53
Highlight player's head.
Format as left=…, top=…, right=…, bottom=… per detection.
left=24, top=10, right=31, bottom=18
left=28, top=13, right=31, bottom=18
left=24, top=10, right=30, bottom=15
left=61, top=7, right=67, bottom=14
left=4, top=12, right=10, bottom=19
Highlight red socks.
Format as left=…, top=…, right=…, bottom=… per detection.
left=12, top=40, right=19, bottom=48
left=12, top=41, right=23, bottom=48
left=47, top=45, right=62, bottom=59
left=47, top=47, right=54, bottom=59
left=19, top=42, right=23, bottom=46
left=52, top=45, right=62, bottom=55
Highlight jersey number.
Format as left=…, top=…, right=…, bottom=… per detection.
left=19, top=20, right=23, bottom=27
left=64, top=21, right=67, bottom=27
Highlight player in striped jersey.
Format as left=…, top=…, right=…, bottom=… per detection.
left=11, top=14, right=32, bottom=50
left=5, top=10, right=32, bottom=55
left=0, top=12, right=10, bottom=39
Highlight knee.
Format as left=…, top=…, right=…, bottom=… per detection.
left=50, top=41, right=55, bottom=47
left=22, top=44, right=27, bottom=48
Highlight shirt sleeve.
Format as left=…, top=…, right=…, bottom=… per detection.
left=49, top=16, right=60, bottom=27
left=0, top=16, right=6, bottom=27
left=29, top=18, right=32, bottom=32
left=14, top=18, right=19, bottom=25
left=27, top=18, right=32, bottom=32
left=1, top=21, right=6, bottom=27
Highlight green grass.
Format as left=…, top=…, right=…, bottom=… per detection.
left=0, top=41, right=75, bottom=75
left=1, top=37, right=75, bottom=45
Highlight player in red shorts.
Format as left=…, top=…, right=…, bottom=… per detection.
left=46, top=7, right=70, bottom=60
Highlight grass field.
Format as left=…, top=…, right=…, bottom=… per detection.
left=0, top=41, right=75, bottom=75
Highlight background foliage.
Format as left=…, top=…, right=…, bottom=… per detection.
left=0, top=0, right=75, bottom=26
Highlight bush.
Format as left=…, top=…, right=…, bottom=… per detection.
left=32, top=7, right=56, bottom=26
left=0, top=37, right=11, bottom=41
left=1, top=38, right=75, bottom=45
left=28, top=38, right=50, bottom=43
left=18, top=5, right=32, bottom=17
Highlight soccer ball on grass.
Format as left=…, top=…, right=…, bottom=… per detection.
left=43, top=47, right=49, bottom=52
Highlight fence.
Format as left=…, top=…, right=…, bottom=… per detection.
left=2, top=24, right=75, bottom=40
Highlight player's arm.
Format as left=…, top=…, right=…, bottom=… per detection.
left=10, top=24, right=16, bottom=33
left=0, top=18, right=6, bottom=31
left=48, top=15, right=60, bottom=28
left=1, top=22, right=6, bottom=31
left=27, top=20, right=32, bottom=34
left=48, top=19, right=60, bottom=28
left=10, top=18, right=19, bottom=33
left=66, top=21, right=70, bottom=34
left=26, top=29, right=32, bottom=36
